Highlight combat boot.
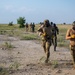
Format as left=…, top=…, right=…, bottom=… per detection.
left=54, top=46, right=56, bottom=51
left=45, top=58, right=49, bottom=63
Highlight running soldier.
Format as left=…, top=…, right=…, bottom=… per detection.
left=52, top=23, right=59, bottom=51
left=66, top=21, right=75, bottom=68
left=38, top=19, right=53, bottom=63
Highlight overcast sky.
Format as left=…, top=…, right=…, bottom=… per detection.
left=0, top=0, right=75, bottom=24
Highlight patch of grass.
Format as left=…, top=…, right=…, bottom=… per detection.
left=59, top=28, right=67, bottom=33
left=52, top=60, right=58, bottom=68
left=5, top=42, right=13, bottom=48
left=58, top=41, right=69, bottom=48
left=0, top=67, right=9, bottom=75
left=20, top=34, right=39, bottom=40
left=3, top=41, right=14, bottom=50
left=39, top=56, right=46, bottom=63
left=58, top=42, right=66, bottom=47
left=0, top=31, right=7, bottom=35
left=9, top=62, right=21, bottom=70
left=57, top=26, right=69, bottom=48
left=0, top=24, right=19, bottom=30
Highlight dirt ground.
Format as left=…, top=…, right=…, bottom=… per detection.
left=0, top=35, right=75, bottom=75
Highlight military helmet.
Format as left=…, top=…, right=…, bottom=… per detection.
left=44, top=19, right=50, bottom=27
left=72, top=21, right=75, bottom=26
left=44, top=19, right=49, bottom=24
left=51, top=22, right=53, bottom=25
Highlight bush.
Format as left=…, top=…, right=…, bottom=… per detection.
left=17, top=17, right=26, bottom=28
left=8, top=22, right=13, bottom=26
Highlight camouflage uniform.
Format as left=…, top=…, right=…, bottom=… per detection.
left=32, top=23, right=35, bottom=32
left=29, top=23, right=32, bottom=32
left=38, top=20, right=53, bottom=63
left=25, top=23, right=29, bottom=32
left=66, top=21, right=75, bottom=67
left=52, top=23, right=59, bottom=51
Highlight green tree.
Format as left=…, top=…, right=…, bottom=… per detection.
left=63, top=23, right=66, bottom=25
left=17, top=17, right=26, bottom=28
left=8, top=21, right=13, bottom=26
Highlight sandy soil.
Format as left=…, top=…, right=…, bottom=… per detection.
left=0, top=35, right=75, bottom=75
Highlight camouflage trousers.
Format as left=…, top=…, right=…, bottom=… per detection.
left=70, top=45, right=75, bottom=65
left=26, top=28, right=28, bottom=32
left=42, top=39, right=51, bottom=62
left=52, top=36, right=57, bottom=51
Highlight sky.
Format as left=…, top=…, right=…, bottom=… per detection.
left=0, top=0, right=75, bottom=24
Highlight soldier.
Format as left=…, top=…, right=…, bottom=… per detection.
left=29, top=23, right=32, bottom=32
left=50, top=22, right=54, bottom=26
left=25, top=23, right=29, bottom=32
left=32, top=22, right=35, bottom=32
left=52, top=23, right=59, bottom=51
left=66, top=21, right=75, bottom=68
left=38, top=19, right=53, bottom=63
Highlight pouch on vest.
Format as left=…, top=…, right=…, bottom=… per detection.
left=70, top=45, right=75, bottom=50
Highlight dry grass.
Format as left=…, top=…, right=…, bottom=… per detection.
left=0, top=24, right=71, bottom=48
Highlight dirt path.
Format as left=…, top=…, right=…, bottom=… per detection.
left=0, top=35, right=75, bottom=75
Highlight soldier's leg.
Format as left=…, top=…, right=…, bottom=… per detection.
left=27, top=28, right=28, bottom=32
left=71, top=50, right=75, bottom=65
left=33, top=27, right=34, bottom=32
left=30, top=26, right=32, bottom=32
left=54, top=36, right=57, bottom=51
left=70, top=46, right=75, bottom=68
left=26, top=28, right=27, bottom=32
left=73, top=50, right=75, bottom=64
left=45, top=40, right=51, bottom=63
left=52, top=38, right=54, bottom=45
left=55, top=36, right=57, bottom=47
left=42, top=40, right=46, bottom=53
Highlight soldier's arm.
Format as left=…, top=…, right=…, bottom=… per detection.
left=56, top=26, right=59, bottom=34
left=38, top=25, right=44, bottom=32
left=42, top=28, right=47, bottom=37
left=38, top=27, right=42, bottom=32
left=37, top=26, right=43, bottom=36
left=66, top=29, right=71, bottom=40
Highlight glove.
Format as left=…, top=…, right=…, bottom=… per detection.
left=71, top=34, right=75, bottom=38
left=42, top=33, right=47, bottom=37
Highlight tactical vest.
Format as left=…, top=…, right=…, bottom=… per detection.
left=42, top=26, right=52, bottom=41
